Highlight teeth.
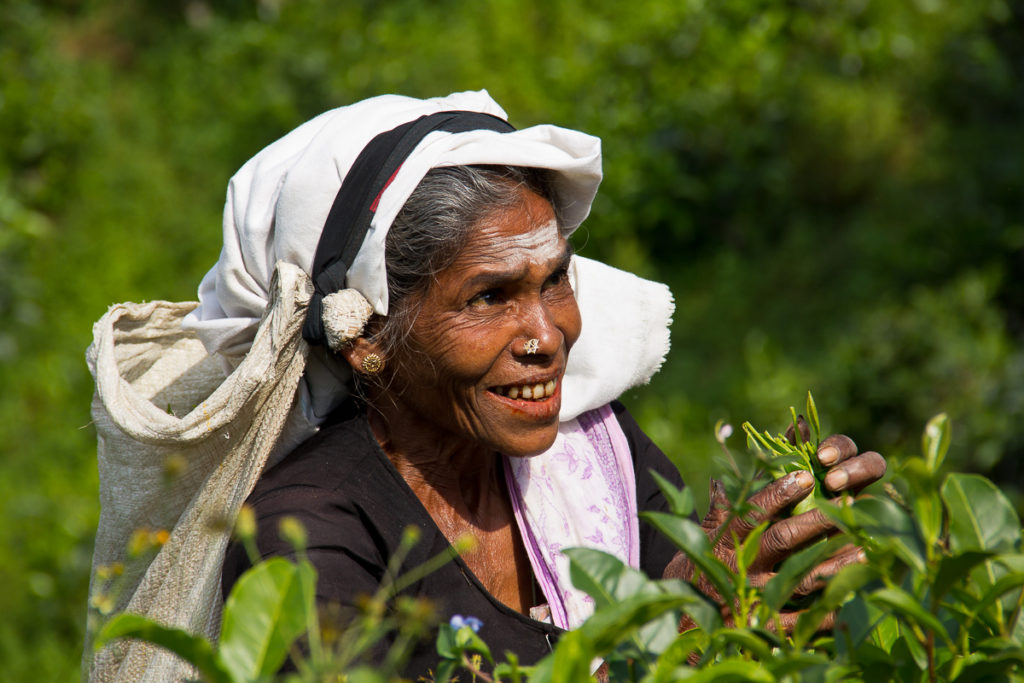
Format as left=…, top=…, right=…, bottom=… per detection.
left=496, top=377, right=558, bottom=401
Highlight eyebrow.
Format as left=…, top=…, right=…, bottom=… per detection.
left=461, top=242, right=575, bottom=293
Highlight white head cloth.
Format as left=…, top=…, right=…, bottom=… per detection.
left=183, top=90, right=673, bottom=424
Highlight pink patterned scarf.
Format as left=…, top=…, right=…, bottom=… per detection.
left=504, top=403, right=639, bottom=630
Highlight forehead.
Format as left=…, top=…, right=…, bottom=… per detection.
left=454, top=190, right=563, bottom=266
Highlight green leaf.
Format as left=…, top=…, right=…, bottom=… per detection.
left=821, top=562, right=879, bottom=610
left=742, top=422, right=787, bottom=456
left=640, top=512, right=736, bottom=605
left=835, top=598, right=893, bottom=657
left=933, top=550, right=995, bottom=604
left=218, top=557, right=317, bottom=682
left=647, top=630, right=706, bottom=683
left=969, top=571, right=1024, bottom=626
left=762, top=536, right=848, bottom=612
left=711, top=627, right=775, bottom=660
left=577, top=592, right=691, bottom=654
left=891, top=633, right=928, bottom=672
left=869, top=587, right=953, bottom=648
left=737, top=521, right=768, bottom=577
left=922, top=413, right=951, bottom=473
left=454, top=625, right=494, bottom=665
left=343, top=665, right=390, bottom=683
left=900, top=458, right=943, bottom=551
left=545, top=629, right=593, bottom=683
left=94, top=613, right=231, bottom=683
left=565, top=547, right=719, bottom=654
left=564, top=549, right=642, bottom=609
left=942, top=473, right=1021, bottom=554
left=953, top=649, right=1024, bottom=682
left=671, top=656, right=776, bottom=681
left=826, top=496, right=927, bottom=574
left=767, top=651, right=835, bottom=680
left=649, top=469, right=695, bottom=518
left=806, top=392, right=821, bottom=446
left=435, top=623, right=457, bottom=660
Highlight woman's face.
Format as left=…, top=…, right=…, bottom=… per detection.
left=383, top=188, right=582, bottom=458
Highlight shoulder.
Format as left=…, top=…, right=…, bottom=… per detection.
left=607, top=400, right=666, bottom=468
left=604, top=399, right=685, bottom=503
left=248, top=412, right=382, bottom=502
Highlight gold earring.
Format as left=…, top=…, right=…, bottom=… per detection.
left=361, top=353, right=384, bottom=374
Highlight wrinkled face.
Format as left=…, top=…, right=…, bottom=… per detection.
left=384, top=189, right=582, bottom=457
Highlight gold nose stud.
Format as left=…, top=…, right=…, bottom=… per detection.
left=523, top=338, right=540, bottom=355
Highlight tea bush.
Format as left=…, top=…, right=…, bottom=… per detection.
left=94, top=409, right=1024, bottom=681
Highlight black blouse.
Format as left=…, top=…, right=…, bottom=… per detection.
left=222, top=400, right=683, bottom=677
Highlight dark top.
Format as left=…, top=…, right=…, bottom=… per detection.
left=222, top=400, right=683, bottom=676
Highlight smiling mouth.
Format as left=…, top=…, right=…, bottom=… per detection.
left=491, top=377, right=558, bottom=401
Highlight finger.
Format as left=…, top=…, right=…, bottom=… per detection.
left=744, top=471, right=816, bottom=525
left=773, top=608, right=837, bottom=634
left=816, top=434, right=858, bottom=467
left=749, top=541, right=863, bottom=589
left=702, top=478, right=732, bottom=528
left=823, top=451, right=886, bottom=493
left=662, top=551, right=693, bottom=581
left=757, top=509, right=837, bottom=567
left=784, top=416, right=811, bottom=446
left=791, top=546, right=865, bottom=596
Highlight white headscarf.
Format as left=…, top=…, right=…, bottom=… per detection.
left=183, top=90, right=673, bottom=425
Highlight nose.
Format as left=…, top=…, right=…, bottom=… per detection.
left=513, top=300, right=564, bottom=360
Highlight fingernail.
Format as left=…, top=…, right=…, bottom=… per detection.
left=794, top=470, right=814, bottom=489
left=825, top=468, right=849, bottom=491
left=856, top=549, right=867, bottom=563
left=818, top=445, right=839, bottom=466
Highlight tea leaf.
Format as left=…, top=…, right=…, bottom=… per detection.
left=762, top=537, right=847, bottom=612
left=641, top=512, right=736, bottom=606
left=95, top=613, right=231, bottom=683
left=737, top=521, right=768, bottom=577
left=576, top=591, right=689, bottom=655
left=806, top=392, right=821, bottom=445
left=840, top=496, right=927, bottom=574
left=933, top=550, right=995, bottom=604
left=711, top=627, right=775, bottom=660
left=648, top=629, right=706, bottom=683
left=218, top=557, right=317, bottom=681
left=942, top=473, right=1021, bottom=554
left=869, top=587, right=953, bottom=648
left=922, top=413, right=951, bottom=473
left=649, top=469, right=695, bottom=518
left=565, top=547, right=680, bottom=653
left=672, top=657, right=775, bottom=682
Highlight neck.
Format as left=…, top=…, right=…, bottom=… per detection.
left=366, top=405, right=506, bottom=527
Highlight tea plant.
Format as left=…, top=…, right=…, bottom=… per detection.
left=94, top=404, right=1024, bottom=682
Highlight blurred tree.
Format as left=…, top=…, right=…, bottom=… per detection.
left=2, top=0, right=1022, bottom=678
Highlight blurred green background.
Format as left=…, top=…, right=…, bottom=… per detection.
left=2, top=0, right=1022, bottom=678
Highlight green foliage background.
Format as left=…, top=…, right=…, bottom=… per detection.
left=1, top=0, right=1022, bottom=679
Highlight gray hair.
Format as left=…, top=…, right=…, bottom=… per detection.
left=371, top=165, right=561, bottom=357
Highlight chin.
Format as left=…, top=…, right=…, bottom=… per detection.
left=498, top=429, right=560, bottom=459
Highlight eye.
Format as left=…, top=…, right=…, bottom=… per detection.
left=468, top=288, right=504, bottom=307
left=544, top=266, right=570, bottom=289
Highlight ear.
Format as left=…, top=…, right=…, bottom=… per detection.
left=339, top=336, right=385, bottom=375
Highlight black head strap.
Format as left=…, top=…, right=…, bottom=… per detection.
left=302, top=110, right=516, bottom=345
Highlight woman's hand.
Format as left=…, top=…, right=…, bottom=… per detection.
left=664, top=434, right=887, bottom=631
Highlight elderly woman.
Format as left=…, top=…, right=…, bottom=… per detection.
left=181, top=92, right=885, bottom=676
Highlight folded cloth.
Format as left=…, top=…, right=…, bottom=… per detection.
left=181, top=90, right=672, bottom=426
left=505, top=402, right=640, bottom=631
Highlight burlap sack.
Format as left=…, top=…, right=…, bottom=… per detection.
left=84, top=262, right=316, bottom=682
